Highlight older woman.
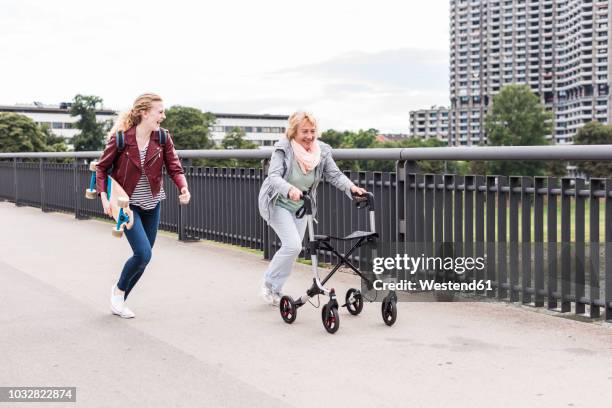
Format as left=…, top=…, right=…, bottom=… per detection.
left=258, top=111, right=366, bottom=305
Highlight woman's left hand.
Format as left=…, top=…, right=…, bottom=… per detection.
left=179, top=187, right=191, bottom=205
left=350, top=185, right=367, bottom=196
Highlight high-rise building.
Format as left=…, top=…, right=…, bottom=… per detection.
left=409, top=106, right=450, bottom=142
left=448, top=0, right=610, bottom=146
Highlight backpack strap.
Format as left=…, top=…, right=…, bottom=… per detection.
left=159, top=129, right=167, bottom=146
left=106, top=131, right=125, bottom=176
left=116, top=130, right=125, bottom=152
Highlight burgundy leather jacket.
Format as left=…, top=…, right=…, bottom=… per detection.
left=95, top=126, right=187, bottom=197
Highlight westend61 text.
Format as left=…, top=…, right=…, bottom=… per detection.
left=373, top=279, right=493, bottom=292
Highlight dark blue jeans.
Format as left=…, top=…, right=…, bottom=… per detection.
left=117, top=203, right=161, bottom=299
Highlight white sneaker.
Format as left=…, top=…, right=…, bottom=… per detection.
left=272, top=292, right=282, bottom=307
left=110, top=285, right=125, bottom=316
left=120, top=305, right=135, bottom=319
left=260, top=281, right=273, bottom=305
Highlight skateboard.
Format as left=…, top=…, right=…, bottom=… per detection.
left=85, top=161, right=134, bottom=238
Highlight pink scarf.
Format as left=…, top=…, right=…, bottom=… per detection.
left=291, top=139, right=321, bottom=173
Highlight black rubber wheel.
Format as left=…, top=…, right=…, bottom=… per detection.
left=279, top=296, right=297, bottom=324
left=321, top=304, right=340, bottom=334
left=345, top=288, right=364, bottom=316
left=381, top=298, right=397, bottom=326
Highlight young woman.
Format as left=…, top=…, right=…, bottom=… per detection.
left=96, top=93, right=191, bottom=318
left=258, top=111, right=366, bottom=305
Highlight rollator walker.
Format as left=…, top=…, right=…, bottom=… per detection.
left=279, top=191, right=398, bottom=334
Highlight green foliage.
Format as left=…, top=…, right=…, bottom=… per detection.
left=335, top=129, right=379, bottom=171
left=70, top=94, right=107, bottom=151
left=320, top=129, right=346, bottom=148
left=0, top=113, right=67, bottom=153
left=324, top=128, right=453, bottom=173
left=574, top=121, right=612, bottom=178
left=40, top=125, right=68, bottom=152
left=205, top=127, right=261, bottom=168
left=163, top=106, right=215, bottom=151
left=484, top=84, right=554, bottom=176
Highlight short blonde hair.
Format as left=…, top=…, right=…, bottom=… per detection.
left=285, top=111, right=318, bottom=140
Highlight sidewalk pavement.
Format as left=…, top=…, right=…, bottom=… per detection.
left=1, top=201, right=612, bottom=408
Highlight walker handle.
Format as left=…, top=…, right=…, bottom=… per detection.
left=352, top=191, right=374, bottom=210
left=295, top=190, right=313, bottom=218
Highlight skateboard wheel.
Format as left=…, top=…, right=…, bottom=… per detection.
left=85, top=189, right=97, bottom=199
left=89, top=161, right=98, bottom=172
left=124, top=208, right=134, bottom=230
left=111, top=228, right=124, bottom=238
left=117, top=197, right=129, bottom=208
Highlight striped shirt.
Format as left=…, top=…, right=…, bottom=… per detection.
left=130, top=144, right=166, bottom=210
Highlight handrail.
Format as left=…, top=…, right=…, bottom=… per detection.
left=1, top=144, right=612, bottom=161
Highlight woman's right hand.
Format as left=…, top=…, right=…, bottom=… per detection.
left=288, top=187, right=302, bottom=202
left=100, top=194, right=111, bottom=216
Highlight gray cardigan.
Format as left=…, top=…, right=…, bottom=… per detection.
left=258, top=138, right=354, bottom=222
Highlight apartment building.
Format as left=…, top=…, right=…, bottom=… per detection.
left=448, top=0, right=610, bottom=146
left=409, top=106, right=450, bottom=142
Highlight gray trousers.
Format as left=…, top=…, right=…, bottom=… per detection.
left=263, top=205, right=308, bottom=294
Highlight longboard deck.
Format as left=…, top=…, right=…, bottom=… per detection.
left=108, top=176, right=128, bottom=222
left=107, top=176, right=133, bottom=231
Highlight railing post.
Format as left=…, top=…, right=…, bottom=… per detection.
left=560, top=178, right=571, bottom=312
left=258, top=159, right=272, bottom=259
left=178, top=166, right=198, bottom=242
left=589, top=179, right=603, bottom=318
left=178, top=201, right=187, bottom=241
left=574, top=177, right=585, bottom=315
left=261, top=159, right=271, bottom=260
left=13, top=158, right=19, bottom=206
left=396, top=160, right=406, bottom=242
left=73, top=159, right=89, bottom=220
left=40, top=158, right=45, bottom=212
left=605, top=179, right=612, bottom=321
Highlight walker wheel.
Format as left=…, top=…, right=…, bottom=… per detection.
left=321, top=304, right=340, bottom=334
left=85, top=189, right=97, bottom=199
left=279, top=296, right=297, bottom=324
left=381, top=297, right=397, bottom=326
left=89, top=161, right=98, bottom=172
left=345, top=288, right=363, bottom=316
left=111, top=227, right=124, bottom=238
left=117, top=197, right=129, bottom=208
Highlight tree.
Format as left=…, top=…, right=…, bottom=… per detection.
left=222, top=127, right=258, bottom=150
left=0, top=113, right=66, bottom=153
left=484, top=84, right=553, bottom=176
left=209, top=127, right=260, bottom=168
left=162, top=106, right=215, bottom=150
left=322, top=129, right=455, bottom=173
left=70, top=94, right=107, bottom=151
left=337, top=128, right=378, bottom=171
left=320, top=129, right=347, bottom=148
left=40, top=125, right=68, bottom=152
left=574, top=121, right=612, bottom=178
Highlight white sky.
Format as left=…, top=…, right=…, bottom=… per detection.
left=1, top=0, right=450, bottom=133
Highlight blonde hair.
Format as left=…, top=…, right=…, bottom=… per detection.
left=285, top=111, right=318, bottom=140
left=109, top=93, right=163, bottom=138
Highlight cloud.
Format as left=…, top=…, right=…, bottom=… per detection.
left=272, top=48, right=449, bottom=92
left=185, top=47, right=450, bottom=133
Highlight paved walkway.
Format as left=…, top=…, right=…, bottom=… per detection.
left=1, top=201, right=612, bottom=408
